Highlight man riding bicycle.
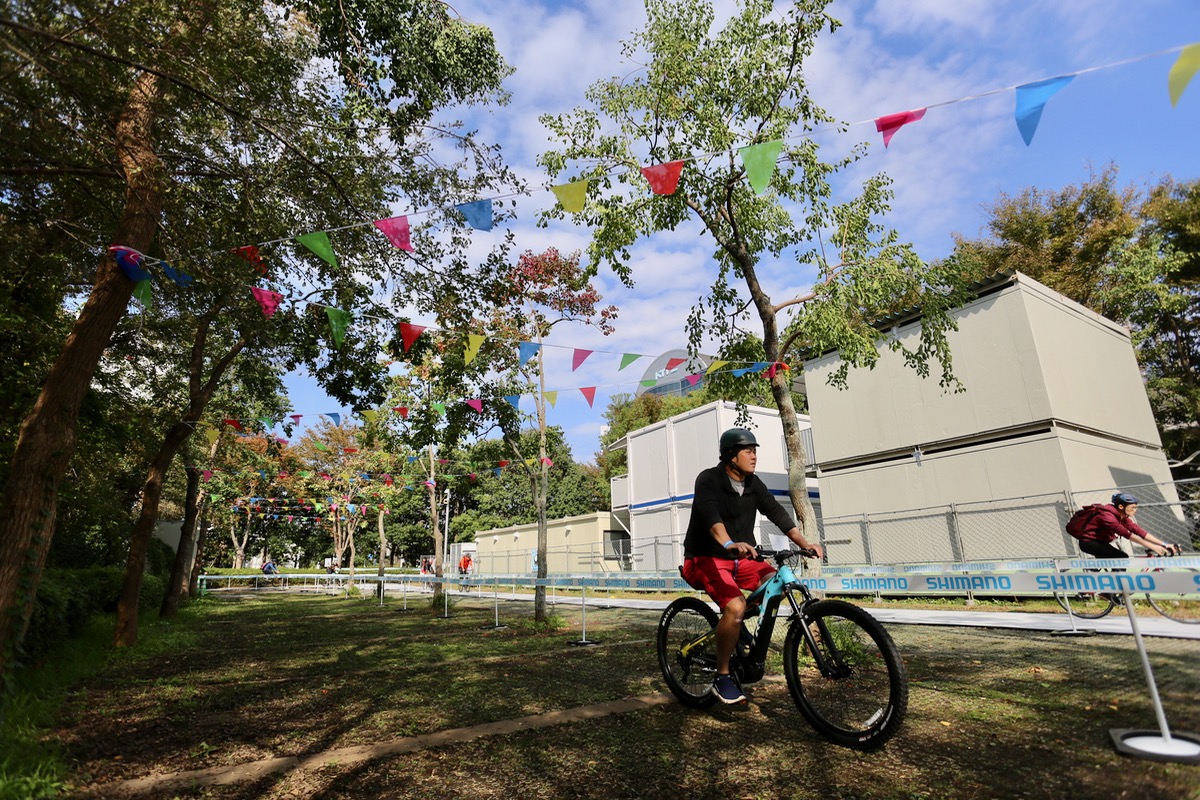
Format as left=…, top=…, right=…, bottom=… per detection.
left=1074, top=492, right=1177, bottom=559
left=681, top=427, right=824, bottom=704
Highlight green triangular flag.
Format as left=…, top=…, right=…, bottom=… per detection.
left=738, top=140, right=784, bottom=195
left=325, top=307, right=351, bottom=348
left=640, top=379, right=657, bottom=388
left=296, top=231, right=339, bottom=268
left=432, top=402, right=446, bottom=415
left=132, top=279, right=153, bottom=309
left=619, top=353, right=642, bottom=371
left=313, top=442, right=330, bottom=452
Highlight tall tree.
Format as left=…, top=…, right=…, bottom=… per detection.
left=540, top=0, right=970, bottom=541
left=0, top=0, right=513, bottom=669
left=486, top=248, right=615, bottom=621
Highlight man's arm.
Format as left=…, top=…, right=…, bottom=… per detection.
left=1127, top=523, right=1174, bottom=555
left=709, top=521, right=756, bottom=558
left=783, top=527, right=824, bottom=560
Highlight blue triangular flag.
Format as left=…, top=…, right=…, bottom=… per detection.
left=518, top=341, right=541, bottom=367
left=160, top=262, right=194, bottom=287
left=324, top=412, right=341, bottom=426
left=505, top=395, right=521, bottom=410
left=457, top=199, right=493, bottom=231
left=1014, top=75, right=1074, bottom=146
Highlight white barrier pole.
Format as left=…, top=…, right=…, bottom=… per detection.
left=568, top=585, right=600, bottom=647
left=1108, top=588, right=1200, bottom=763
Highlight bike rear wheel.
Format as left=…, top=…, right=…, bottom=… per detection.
left=1054, top=591, right=1115, bottom=619
left=1146, top=593, right=1200, bottom=624
left=782, top=599, right=907, bottom=750
left=657, top=597, right=719, bottom=709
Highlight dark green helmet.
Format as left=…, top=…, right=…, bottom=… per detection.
left=719, top=428, right=758, bottom=461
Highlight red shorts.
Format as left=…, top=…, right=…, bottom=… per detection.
left=681, top=556, right=776, bottom=610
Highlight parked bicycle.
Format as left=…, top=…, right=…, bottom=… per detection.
left=657, top=547, right=908, bottom=750
left=1055, top=545, right=1199, bottom=624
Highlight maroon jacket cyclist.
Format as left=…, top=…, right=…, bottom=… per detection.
left=1075, top=492, right=1176, bottom=559
left=681, top=427, right=823, bottom=705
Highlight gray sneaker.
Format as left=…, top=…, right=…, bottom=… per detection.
left=711, top=674, right=746, bottom=704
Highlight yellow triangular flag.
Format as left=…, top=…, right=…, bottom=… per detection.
left=204, top=427, right=220, bottom=446
left=1169, top=43, right=1200, bottom=106
left=464, top=334, right=486, bottom=364
left=550, top=179, right=588, bottom=213
left=543, top=391, right=558, bottom=407
left=706, top=360, right=729, bottom=374
left=360, top=410, right=378, bottom=422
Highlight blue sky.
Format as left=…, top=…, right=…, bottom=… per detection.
left=286, top=0, right=1200, bottom=464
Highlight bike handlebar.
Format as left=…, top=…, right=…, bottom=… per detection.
left=755, top=546, right=820, bottom=564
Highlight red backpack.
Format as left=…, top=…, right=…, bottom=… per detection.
left=1066, top=504, right=1104, bottom=539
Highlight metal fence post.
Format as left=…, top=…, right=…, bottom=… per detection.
left=949, top=503, right=973, bottom=605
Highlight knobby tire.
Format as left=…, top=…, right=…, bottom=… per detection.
left=657, top=596, right=719, bottom=709
left=783, top=599, right=908, bottom=750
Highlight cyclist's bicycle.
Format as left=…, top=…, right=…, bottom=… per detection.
left=1055, top=545, right=1199, bottom=624
left=657, top=547, right=908, bottom=750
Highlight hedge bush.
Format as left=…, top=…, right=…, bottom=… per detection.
left=21, top=568, right=165, bottom=665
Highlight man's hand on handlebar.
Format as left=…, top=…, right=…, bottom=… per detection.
left=726, top=540, right=758, bottom=559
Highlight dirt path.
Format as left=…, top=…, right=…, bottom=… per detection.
left=100, top=692, right=675, bottom=795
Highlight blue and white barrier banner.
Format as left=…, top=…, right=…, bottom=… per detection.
left=824, top=556, right=1200, bottom=576
left=200, top=561, right=1200, bottom=596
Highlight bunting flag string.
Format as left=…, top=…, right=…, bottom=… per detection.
left=109, top=42, right=1196, bottom=290
left=202, top=357, right=791, bottom=444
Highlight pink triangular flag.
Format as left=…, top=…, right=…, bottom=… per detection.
left=580, top=386, right=597, bottom=407
left=289, top=414, right=302, bottom=425
left=399, top=323, right=426, bottom=352
left=641, top=160, right=685, bottom=195
left=466, top=398, right=483, bottom=413
left=374, top=216, right=414, bottom=251
left=874, top=108, right=927, bottom=148
left=250, top=286, right=283, bottom=318
left=572, top=349, right=593, bottom=371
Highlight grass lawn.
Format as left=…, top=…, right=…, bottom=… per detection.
left=12, top=589, right=1200, bottom=799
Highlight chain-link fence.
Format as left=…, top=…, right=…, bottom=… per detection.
left=473, top=478, right=1199, bottom=574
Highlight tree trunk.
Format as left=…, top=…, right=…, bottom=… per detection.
left=428, top=447, right=444, bottom=602
left=533, top=342, right=549, bottom=621
left=376, top=508, right=387, bottom=600
left=115, top=418, right=196, bottom=646
left=188, top=511, right=211, bottom=597
left=160, top=466, right=202, bottom=619
left=232, top=515, right=250, bottom=569
left=0, top=70, right=163, bottom=673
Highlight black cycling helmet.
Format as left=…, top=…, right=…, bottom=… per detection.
left=719, top=428, right=758, bottom=461
left=1112, top=492, right=1139, bottom=506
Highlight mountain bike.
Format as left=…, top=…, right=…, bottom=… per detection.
left=1054, top=545, right=1199, bottom=624
left=657, top=547, right=908, bottom=750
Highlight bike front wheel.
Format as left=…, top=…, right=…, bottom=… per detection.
left=657, top=597, right=719, bottom=709
left=1054, top=591, right=1115, bottom=619
left=783, top=599, right=907, bottom=750
left=1146, top=593, right=1200, bottom=624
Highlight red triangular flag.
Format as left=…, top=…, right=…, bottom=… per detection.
left=580, top=386, right=597, bottom=407
left=572, top=349, right=593, bottom=371
left=665, top=357, right=686, bottom=371
left=874, top=108, right=927, bottom=148
left=641, top=160, right=685, bottom=195
left=223, top=418, right=244, bottom=431
left=398, top=323, right=426, bottom=352
left=392, top=406, right=409, bottom=419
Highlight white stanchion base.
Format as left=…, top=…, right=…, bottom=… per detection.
left=1110, top=729, right=1200, bottom=764
left=568, top=639, right=601, bottom=647
left=1049, top=628, right=1096, bottom=637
